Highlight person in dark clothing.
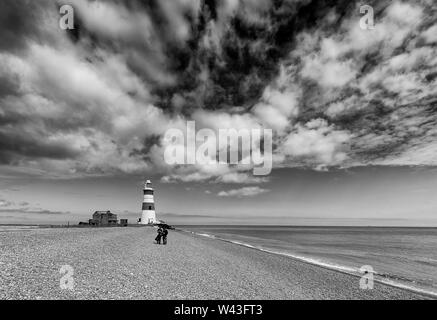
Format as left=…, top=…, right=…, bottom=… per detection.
left=155, top=227, right=163, bottom=244
left=162, top=228, right=169, bottom=245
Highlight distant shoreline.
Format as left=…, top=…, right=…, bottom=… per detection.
left=2, top=223, right=437, bottom=229
left=0, top=223, right=151, bottom=229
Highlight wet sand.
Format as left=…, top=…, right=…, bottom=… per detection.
left=0, top=227, right=430, bottom=300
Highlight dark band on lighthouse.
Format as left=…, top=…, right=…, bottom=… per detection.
left=142, top=203, right=155, bottom=210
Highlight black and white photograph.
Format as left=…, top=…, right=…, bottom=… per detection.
left=0, top=0, right=436, bottom=307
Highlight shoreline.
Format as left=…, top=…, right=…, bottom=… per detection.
left=178, top=228, right=437, bottom=299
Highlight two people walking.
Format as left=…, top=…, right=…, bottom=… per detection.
left=155, top=226, right=168, bottom=245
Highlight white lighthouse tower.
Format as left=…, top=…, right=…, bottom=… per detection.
left=140, top=179, right=157, bottom=224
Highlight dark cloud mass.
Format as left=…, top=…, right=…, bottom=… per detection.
left=0, top=1, right=44, bottom=52
left=0, top=0, right=436, bottom=181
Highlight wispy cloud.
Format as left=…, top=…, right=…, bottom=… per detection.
left=218, top=186, right=270, bottom=197
left=0, top=208, right=70, bottom=215
left=0, top=197, right=69, bottom=215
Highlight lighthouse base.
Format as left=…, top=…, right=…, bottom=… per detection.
left=140, top=210, right=157, bottom=225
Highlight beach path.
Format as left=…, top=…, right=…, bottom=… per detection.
left=0, top=227, right=429, bottom=300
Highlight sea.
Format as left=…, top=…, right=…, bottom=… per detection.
left=181, top=225, right=437, bottom=297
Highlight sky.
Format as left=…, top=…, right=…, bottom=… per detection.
left=0, top=0, right=437, bottom=226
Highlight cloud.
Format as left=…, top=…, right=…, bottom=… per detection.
left=0, top=199, right=14, bottom=207
left=0, top=2, right=46, bottom=52
left=252, top=72, right=300, bottom=132
left=0, top=208, right=70, bottom=215
left=280, top=119, right=351, bottom=166
left=215, top=172, right=269, bottom=184
left=0, top=0, right=436, bottom=183
left=301, top=58, right=357, bottom=88
left=72, top=0, right=154, bottom=43
left=217, top=186, right=269, bottom=197
left=422, top=25, right=437, bottom=44
left=0, top=197, right=69, bottom=215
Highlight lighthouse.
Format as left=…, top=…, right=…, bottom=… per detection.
left=140, top=179, right=157, bottom=224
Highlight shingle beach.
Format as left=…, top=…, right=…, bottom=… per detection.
left=0, top=227, right=429, bottom=300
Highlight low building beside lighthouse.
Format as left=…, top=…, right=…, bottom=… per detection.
left=88, top=211, right=118, bottom=226
left=139, top=179, right=157, bottom=224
